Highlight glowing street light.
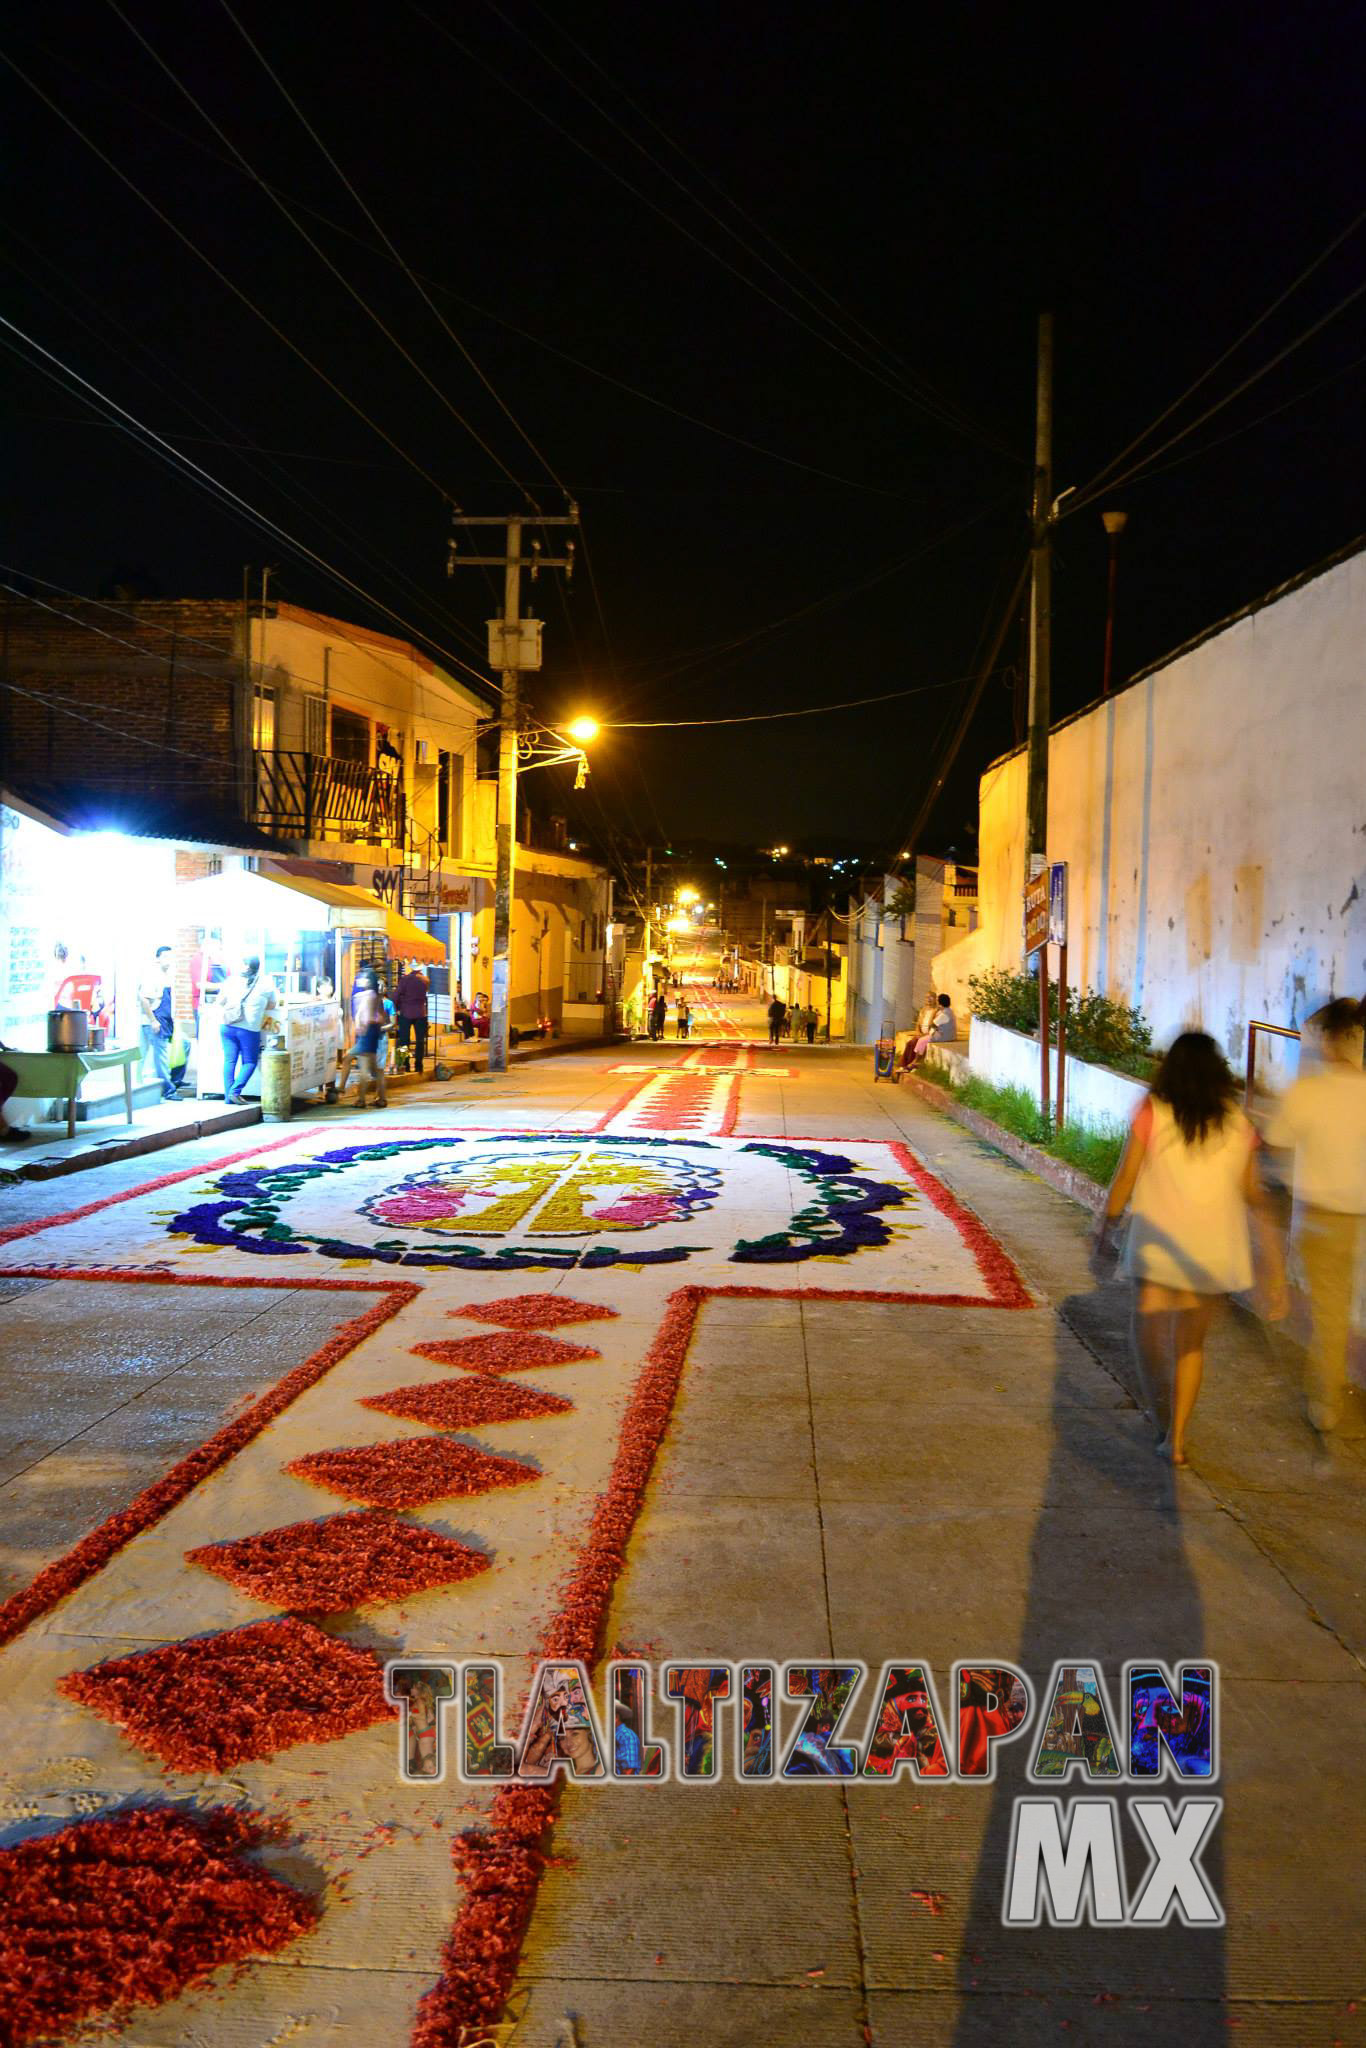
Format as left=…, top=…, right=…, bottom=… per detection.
left=677, top=886, right=699, bottom=905
left=565, top=716, right=600, bottom=744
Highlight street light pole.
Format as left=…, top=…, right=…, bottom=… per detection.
left=1100, top=509, right=1128, bottom=698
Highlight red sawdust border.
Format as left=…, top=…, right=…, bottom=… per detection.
left=0, top=1269, right=419, bottom=1646
left=0, top=1128, right=308, bottom=1247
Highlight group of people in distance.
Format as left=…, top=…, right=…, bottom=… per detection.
left=767, top=997, right=822, bottom=1045
left=648, top=987, right=691, bottom=1039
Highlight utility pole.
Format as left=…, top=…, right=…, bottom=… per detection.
left=1025, top=311, right=1054, bottom=872
left=448, top=509, right=577, bottom=1074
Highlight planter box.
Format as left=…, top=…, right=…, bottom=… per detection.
left=967, top=1015, right=1145, bottom=1131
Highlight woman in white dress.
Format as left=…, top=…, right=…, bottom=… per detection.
left=1098, top=1032, right=1285, bottom=1465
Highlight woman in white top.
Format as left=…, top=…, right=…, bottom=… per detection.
left=218, top=955, right=273, bottom=1104
left=1098, top=1031, right=1285, bottom=1465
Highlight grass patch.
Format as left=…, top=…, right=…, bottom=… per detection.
left=920, top=1063, right=1125, bottom=1186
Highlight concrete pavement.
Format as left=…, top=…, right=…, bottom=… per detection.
left=0, top=975, right=1360, bottom=2046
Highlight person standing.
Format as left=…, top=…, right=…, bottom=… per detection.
left=394, top=959, right=431, bottom=1074
left=650, top=989, right=668, bottom=1042
left=803, top=1002, right=818, bottom=1045
left=139, top=945, right=179, bottom=1101
left=351, top=974, right=389, bottom=1110
left=676, top=994, right=691, bottom=1039
left=1097, top=1032, right=1285, bottom=1465
left=767, top=996, right=787, bottom=1047
left=219, top=955, right=273, bottom=1104
left=1265, top=998, right=1366, bottom=1436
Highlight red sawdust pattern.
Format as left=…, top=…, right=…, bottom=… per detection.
left=287, top=1436, right=539, bottom=1509
left=410, top=1331, right=600, bottom=1376
left=186, top=1508, right=490, bottom=1612
left=362, top=1378, right=573, bottom=1430
left=412, top=1286, right=704, bottom=2042
left=58, top=1615, right=393, bottom=1772
left=451, top=1293, right=618, bottom=1330
left=0, top=1272, right=419, bottom=1651
left=0, top=1805, right=317, bottom=2048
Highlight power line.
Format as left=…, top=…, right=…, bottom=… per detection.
left=1070, top=207, right=1366, bottom=507
left=1098, top=348, right=1366, bottom=489
left=102, top=0, right=534, bottom=506
left=7, top=43, right=911, bottom=501
left=0, top=315, right=497, bottom=694
left=0, top=47, right=475, bottom=515
left=1068, top=274, right=1366, bottom=512
left=476, top=0, right=1020, bottom=464
left=412, top=4, right=1020, bottom=462
left=604, top=673, right=975, bottom=728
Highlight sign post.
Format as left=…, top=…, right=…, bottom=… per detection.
left=1024, top=866, right=1051, bottom=1124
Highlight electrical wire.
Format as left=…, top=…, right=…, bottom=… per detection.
left=0, top=315, right=496, bottom=694
left=102, top=1, right=535, bottom=507
left=604, top=673, right=973, bottom=729
left=1068, top=276, right=1366, bottom=512
left=476, top=0, right=1020, bottom=463
left=6, top=43, right=911, bottom=501
left=1096, top=348, right=1366, bottom=489
left=1069, top=207, right=1366, bottom=508
left=412, top=4, right=1019, bottom=461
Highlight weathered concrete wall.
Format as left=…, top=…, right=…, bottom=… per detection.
left=935, top=544, right=1366, bottom=1072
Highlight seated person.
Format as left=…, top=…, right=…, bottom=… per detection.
left=902, top=992, right=958, bottom=1071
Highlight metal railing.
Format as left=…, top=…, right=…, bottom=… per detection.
left=254, top=750, right=405, bottom=846
left=1244, top=1019, right=1300, bottom=1108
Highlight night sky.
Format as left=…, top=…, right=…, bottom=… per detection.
left=4, top=0, right=1363, bottom=862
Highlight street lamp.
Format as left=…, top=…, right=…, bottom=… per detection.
left=565, top=716, right=600, bottom=743
left=1100, top=511, right=1128, bottom=698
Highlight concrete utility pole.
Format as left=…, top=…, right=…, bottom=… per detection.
left=448, top=510, right=577, bottom=1073
left=1025, top=311, right=1054, bottom=872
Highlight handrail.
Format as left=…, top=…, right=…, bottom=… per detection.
left=1245, top=1018, right=1300, bottom=1108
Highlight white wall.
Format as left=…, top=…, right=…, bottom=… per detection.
left=967, top=1017, right=1145, bottom=1131
left=935, top=546, right=1366, bottom=1075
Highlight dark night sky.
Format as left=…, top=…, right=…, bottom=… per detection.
left=3, top=0, right=1363, bottom=863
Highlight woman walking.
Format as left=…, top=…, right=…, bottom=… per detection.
left=1097, top=1031, right=1285, bottom=1465
left=219, top=955, right=272, bottom=1104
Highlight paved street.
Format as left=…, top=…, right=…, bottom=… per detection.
left=0, top=971, right=1362, bottom=2047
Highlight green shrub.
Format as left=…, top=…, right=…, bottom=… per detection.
left=922, top=1063, right=1127, bottom=1187
left=966, top=968, right=1154, bottom=1078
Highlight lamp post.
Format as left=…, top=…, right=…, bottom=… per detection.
left=1100, top=510, right=1128, bottom=698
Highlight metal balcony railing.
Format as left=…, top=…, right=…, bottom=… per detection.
left=254, top=751, right=406, bottom=846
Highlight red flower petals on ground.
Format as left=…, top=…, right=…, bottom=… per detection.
left=0, top=1804, right=317, bottom=2047
left=362, top=1378, right=573, bottom=1430
left=286, top=1436, right=540, bottom=1508
left=410, top=1331, right=600, bottom=1376
left=186, top=1508, right=491, bottom=1611
left=411, top=1785, right=555, bottom=2048
left=450, top=1293, right=618, bottom=1329
left=58, top=1615, right=394, bottom=1771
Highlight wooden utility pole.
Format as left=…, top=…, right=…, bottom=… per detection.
left=448, top=510, right=577, bottom=1074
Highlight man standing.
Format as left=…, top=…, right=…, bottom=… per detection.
left=351, top=972, right=389, bottom=1111
left=767, top=996, right=787, bottom=1048
left=394, top=959, right=431, bottom=1074
left=139, top=945, right=178, bottom=1101
left=1265, top=998, right=1366, bottom=1436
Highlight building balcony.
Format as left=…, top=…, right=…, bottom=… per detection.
left=253, top=750, right=406, bottom=850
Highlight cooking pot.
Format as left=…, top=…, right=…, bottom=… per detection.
left=47, top=1007, right=90, bottom=1052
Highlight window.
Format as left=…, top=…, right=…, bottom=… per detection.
left=252, top=686, right=276, bottom=751
left=330, top=704, right=370, bottom=763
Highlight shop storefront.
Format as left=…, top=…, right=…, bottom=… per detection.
left=173, top=868, right=443, bottom=1102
